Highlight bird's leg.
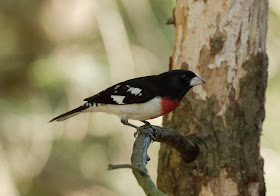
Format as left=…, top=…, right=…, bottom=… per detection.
left=121, top=118, right=139, bottom=129
left=121, top=118, right=142, bottom=137
left=121, top=118, right=154, bottom=138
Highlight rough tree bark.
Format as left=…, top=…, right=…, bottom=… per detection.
left=158, top=0, right=268, bottom=196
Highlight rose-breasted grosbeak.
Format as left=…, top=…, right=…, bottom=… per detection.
left=50, top=69, right=205, bottom=129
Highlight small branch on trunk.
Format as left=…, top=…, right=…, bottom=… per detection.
left=108, top=164, right=139, bottom=170
left=108, top=124, right=201, bottom=196
left=166, top=8, right=175, bottom=26
left=152, top=125, right=200, bottom=163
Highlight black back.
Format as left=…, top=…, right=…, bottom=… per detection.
left=84, top=69, right=196, bottom=105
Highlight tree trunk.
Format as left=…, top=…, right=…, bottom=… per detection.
left=157, top=0, right=268, bottom=195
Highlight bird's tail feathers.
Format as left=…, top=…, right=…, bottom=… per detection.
left=49, top=105, right=89, bottom=122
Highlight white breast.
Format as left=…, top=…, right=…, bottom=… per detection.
left=83, top=97, right=162, bottom=120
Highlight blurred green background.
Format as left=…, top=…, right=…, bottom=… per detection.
left=0, top=0, right=279, bottom=195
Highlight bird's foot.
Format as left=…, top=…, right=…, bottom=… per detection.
left=135, top=126, right=155, bottom=141
left=121, top=118, right=155, bottom=140
left=133, top=130, right=140, bottom=138
left=133, top=127, right=154, bottom=140
left=141, top=120, right=156, bottom=141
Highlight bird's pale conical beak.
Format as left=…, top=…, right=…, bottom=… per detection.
left=190, top=75, right=205, bottom=86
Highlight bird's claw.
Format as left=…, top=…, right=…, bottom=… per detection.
left=141, top=120, right=152, bottom=126
left=134, top=126, right=155, bottom=141
left=134, top=130, right=140, bottom=138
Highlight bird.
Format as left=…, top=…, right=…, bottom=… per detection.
left=49, top=69, right=205, bottom=130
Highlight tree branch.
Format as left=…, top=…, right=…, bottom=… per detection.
left=131, top=130, right=168, bottom=196
left=152, top=125, right=199, bottom=163
left=108, top=124, right=201, bottom=196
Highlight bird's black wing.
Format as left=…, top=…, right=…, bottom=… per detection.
left=84, top=76, right=159, bottom=105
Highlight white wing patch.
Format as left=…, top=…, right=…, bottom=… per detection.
left=127, top=87, right=142, bottom=96
left=111, top=95, right=125, bottom=104
left=85, top=102, right=93, bottom=107
left=114, top=85, right=121, bottom=90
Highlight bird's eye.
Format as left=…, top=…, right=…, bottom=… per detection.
left=180, top=75, right=188, bottom=80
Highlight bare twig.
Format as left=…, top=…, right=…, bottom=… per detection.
left=166, top=17, right=175, bottom=25
left=108, top=164, right=134, bottom=170
left=166, top=8, right=175, bottom=25
left=108, top=164, right=147, bottom=175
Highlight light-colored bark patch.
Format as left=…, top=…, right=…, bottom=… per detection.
left=248, top=182, right=260, bottom=196
left=199, top=169, right=238, bottom=196
left=172, top=0, right=267, bottom=119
